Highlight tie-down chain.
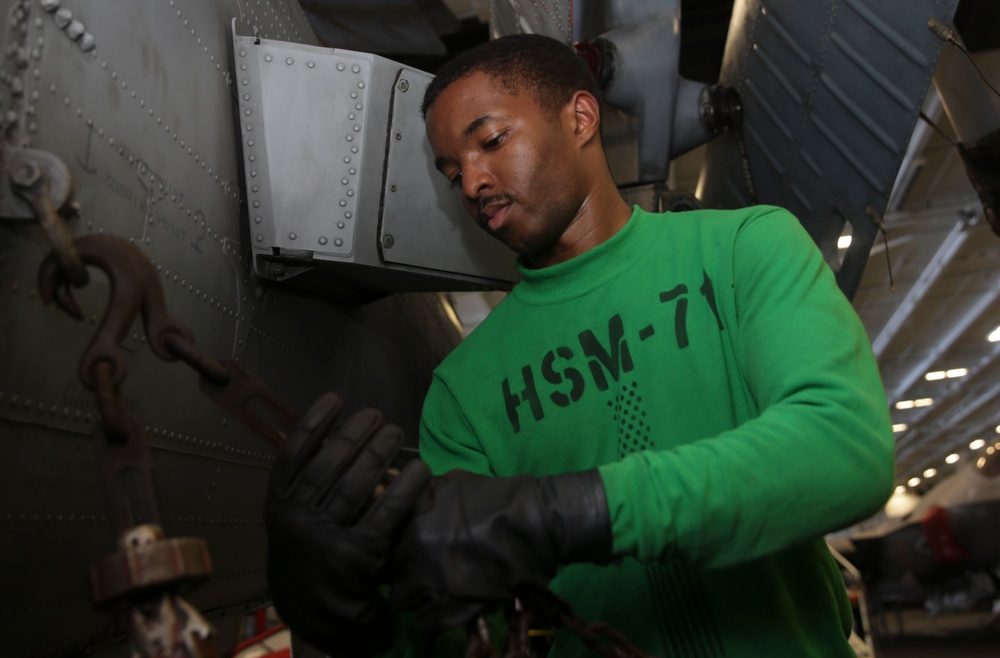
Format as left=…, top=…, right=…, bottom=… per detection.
left=27, top=162, right=654, bottom=658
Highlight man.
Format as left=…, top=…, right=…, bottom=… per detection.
left=266, top=34, right=894, bottom=657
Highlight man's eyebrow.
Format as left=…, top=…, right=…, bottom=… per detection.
left=463, top=113, right=502, bottom=139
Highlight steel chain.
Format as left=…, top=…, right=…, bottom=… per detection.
left=41, top=233, right=655, bottom=657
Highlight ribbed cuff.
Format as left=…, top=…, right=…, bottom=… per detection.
left=542, top=469, right=613, bottom=564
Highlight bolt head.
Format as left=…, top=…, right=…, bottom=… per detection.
left=10, top=161, right=40, bottom=187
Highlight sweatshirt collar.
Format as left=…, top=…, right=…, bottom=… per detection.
left=512, top=205, right=652, bottom=305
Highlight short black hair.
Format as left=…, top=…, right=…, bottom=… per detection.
left=422, top=34, right=601, bottom=119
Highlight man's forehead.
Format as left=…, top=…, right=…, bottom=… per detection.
left=429, top=72, right=524, bottom=114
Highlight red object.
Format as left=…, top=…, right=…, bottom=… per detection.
left=574, top=41, right=604, bottom=82
left=920, top=506, right=971, bottom=564
left=229, top=622, right=287, bottom=657
left=254, top=608, right=268, bottom=634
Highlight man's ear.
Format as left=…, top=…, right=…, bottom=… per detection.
left=569, top=90, right=601, bottom=146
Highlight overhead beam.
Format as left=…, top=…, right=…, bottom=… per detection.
left=871, top=218, right=969, bottom=360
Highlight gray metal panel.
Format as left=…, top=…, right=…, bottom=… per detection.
left=490, top=0, right=572, bottom=41
left=380, top=69, right=517, bottom=281
left=237, top=34, right=373, bottom=257
left=234, top=30, right=517, bottom=290
left=697, top=0, right=960, bottom=297
left=0, top=1, right=462, bottom=655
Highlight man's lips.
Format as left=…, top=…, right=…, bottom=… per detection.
left=479, top=201, right=511, bottom=231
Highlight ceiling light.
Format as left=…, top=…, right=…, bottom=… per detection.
left=945, top=453, right=960, bottom=464
left=925, top=371, right=946, bottom=381
left=896, top=400, right=914, bottom=410
left=923, top=468, right=937, bottom=478
left=989, top=446, right=996, bottom=455
left=914, top=398, right=933, bottom=407
left=894, top=485, right=906, bottom=494
left=970, top=438, right=986, bottom=450
left=907, top=477, right=921, bottom=487
left=838, top=235, right=852, bottom=249
left=989, top=325, right=1000, bottom=343
left=979, top=457, right=987, bottom=468
left=892, top=423, right=908, bottom=433
left=945, top=368, right=968, bottom=378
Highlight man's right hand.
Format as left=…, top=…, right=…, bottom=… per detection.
left=265, top=393, right=430, bottom=657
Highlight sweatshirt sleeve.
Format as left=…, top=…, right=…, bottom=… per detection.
left=598, top=207, right=895, bottom=568
left=418, top=374, right=495, bottom=477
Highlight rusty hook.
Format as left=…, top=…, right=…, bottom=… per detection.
left=9, top=151, right=89, bottom=287
left=38, top=234, right=194, bottom=437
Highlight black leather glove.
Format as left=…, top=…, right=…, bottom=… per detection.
left=388, top=469, right=612, bottom=631
left=265, top=393, right=430, bottom=657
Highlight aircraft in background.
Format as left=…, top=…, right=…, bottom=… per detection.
left=0, top=0, right=984, bottom=655
left=831, top=444, right=1000, bottom=615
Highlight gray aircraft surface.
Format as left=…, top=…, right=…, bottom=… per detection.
left=0, top=0, right=979, bottom=656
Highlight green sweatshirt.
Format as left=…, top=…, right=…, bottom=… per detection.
left=418, top=205, right=894, bottom=657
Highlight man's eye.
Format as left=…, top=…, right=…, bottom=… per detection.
left=484, top=132, right=507, bottom=150
left=448, top=172, right=463, bottom=189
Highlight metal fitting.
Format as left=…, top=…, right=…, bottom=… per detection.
left=90, top=524, right=213, bottom=607
left=66, top=20, right=85, bottom=41
left=54, top=8, right=72, bottom=29
left=79, top=33, right=96, bottom=52
left=574, top=38, right=615, bottom=89
left=699, top=85, right=743, bottom=134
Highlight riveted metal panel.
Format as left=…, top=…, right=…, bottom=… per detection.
left=0, top=2, right=461, bottom=656
left=233, top=29, right=516, bottom=293
left=698, top=0, right=960, bottom=297
left=236, top=34, right=372, bottom=257
left=379, top=68, right=517, bottom=282
left=490, top=0, right=572, bottom=42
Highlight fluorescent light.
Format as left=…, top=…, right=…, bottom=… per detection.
left=923, top=468, right=937, bottom=478
left=970, top=438, right=986, bottom=450
left=894, top=399, right=933, bottom=409
left=945, top=453, right=960, bottom=464
left=926, top=369, right=967, bottom=380
left=989, top=325, right=1000, bottom=343
left=892, top=423, right=908, bottom=433
left=907, top=477, right=921, bottom=487
left=838, top=236, right=852, bottom=249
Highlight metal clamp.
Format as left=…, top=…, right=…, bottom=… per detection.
left=90, top=525, right=213, bottom=607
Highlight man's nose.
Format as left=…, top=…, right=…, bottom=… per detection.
left=462, top=162, right=493, bottom=200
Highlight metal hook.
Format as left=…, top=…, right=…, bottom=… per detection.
left=38, top=234, right=194, bottom=437
left=7, top=147, right=89, bottom=286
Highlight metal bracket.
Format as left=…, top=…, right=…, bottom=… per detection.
left=0, top=145, right=72, bottom=220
